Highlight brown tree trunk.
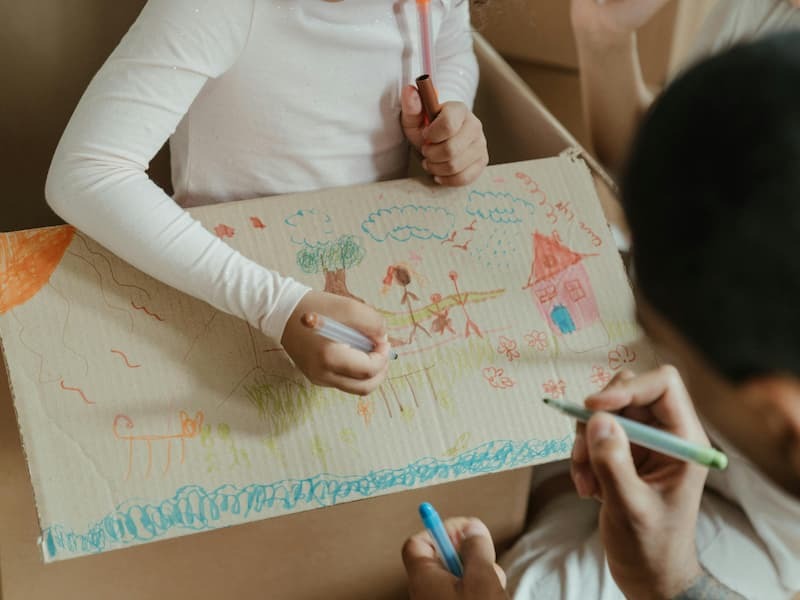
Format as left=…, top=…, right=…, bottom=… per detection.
left=323, top=269, right=364, bottom=303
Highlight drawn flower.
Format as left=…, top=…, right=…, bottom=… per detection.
left=542, top=378, right=566, bottom=399
left=608, top=344, right=637, bottom=371
left=524, top=330, right=548, bottom=352
left=483, top=367, right=515, bottom=389
left=356, top=397, right=374, bottom=426
left=590, top=366, right=611, bottom=388
left=214, top=224, right=235, bottom=238
left=430, top=293, right=442, bottom=304
left=449, top=270, right=459, bottom=282
left=496, top=336, right=520, bottom=361
left=250, top=216, right=266, bottom=229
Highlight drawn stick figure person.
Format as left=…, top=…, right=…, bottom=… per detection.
left=429, top=293, right=454, bottom=335
left=449, top=270, right=482, bottom=338
left=384, top=265, right=430, bottom=344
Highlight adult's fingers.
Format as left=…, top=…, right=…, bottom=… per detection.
left=586, top=366, right=706, bottom=440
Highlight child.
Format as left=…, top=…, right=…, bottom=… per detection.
left=45, top=0, right=488, bottom=395
left=403, top=32, right=800, bottom=599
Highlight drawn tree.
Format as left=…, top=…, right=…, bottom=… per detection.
left=286, top=210, right=366, bottom=301
left=295, top=234, right=366, bottom=301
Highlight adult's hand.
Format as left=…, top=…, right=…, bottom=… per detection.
left=571, top=367, right=710, bottom=599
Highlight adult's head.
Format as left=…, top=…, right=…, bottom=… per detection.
left=623, top=31, right=800, bottom=496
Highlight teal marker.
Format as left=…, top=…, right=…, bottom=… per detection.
left=419, top=502, right=464, bottom=577
left=543, top=397, right=728, bottom=470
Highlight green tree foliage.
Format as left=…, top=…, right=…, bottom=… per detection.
left=295, top=234, right=366, bottom=274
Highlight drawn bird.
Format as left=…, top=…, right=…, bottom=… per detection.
left=463, top=219, right=477, bottom=231
left=408, top=250, right=422, bottom=264
left=453, top=239, right=471, bottom=251
left=440, top=230, right=457, bottom=244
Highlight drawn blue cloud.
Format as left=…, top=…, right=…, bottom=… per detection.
left=465, top=191, right=536, bottom=225
left=361, top=205, right=455, bottom=243
left=284, top=209, right=335, bottom=247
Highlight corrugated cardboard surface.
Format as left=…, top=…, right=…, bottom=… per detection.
left=1, top=31, right=626, bottom=598
left=0, top=359, right=531, bottom=599
left=0, top=156, right=654, bottom=563
left=476, top=0, right=716, bottom=85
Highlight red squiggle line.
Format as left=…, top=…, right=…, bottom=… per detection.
left=60, top=380, right=94, bottom=405
left=110, top=349, right=141, bottom=368
left=130, top=301, right=165, bottom=321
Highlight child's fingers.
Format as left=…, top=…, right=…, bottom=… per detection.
left=424, top=136, right=485, bottom=177
left=421, top=127, right=474, bottom=163
left=401, top=85, right=425, bottom=130
left=433, top=155, right=488, bottom=187
left=423, top=102, right=468, bottom=144
left=335, top=301, right=387, bottom=343
left=320, top=342, right=388, bottom=380
left=320, top=363, right=389, bottom=396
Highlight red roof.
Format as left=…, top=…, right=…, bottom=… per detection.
left=527, top=231, right=586, bottom=285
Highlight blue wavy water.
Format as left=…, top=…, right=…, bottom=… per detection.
left=42, top=436, right=571, bottom=559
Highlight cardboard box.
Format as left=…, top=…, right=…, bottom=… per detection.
left=475, top=0, right=716, bottom=85
left=0, top=32, right=627, bottom=600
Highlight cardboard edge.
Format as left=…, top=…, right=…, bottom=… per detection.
left=473, top=33, right=617, bottom=193
left=0, top=324, right=49, bottom=561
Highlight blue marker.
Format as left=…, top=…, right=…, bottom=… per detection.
left=419, top=502, right=464, bottom=577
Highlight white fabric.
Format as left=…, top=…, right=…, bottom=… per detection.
left=46, top=0, right=478, bottom=343
left=503, top=432, right=800, bottom=599
left=688, top=0, right=800, bottom=65
left=504, top=5, right=800, bottom=597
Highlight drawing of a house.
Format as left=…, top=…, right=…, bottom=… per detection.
left=524, top=231, right=609, bottom=352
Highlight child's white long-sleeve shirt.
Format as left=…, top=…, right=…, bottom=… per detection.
left=46, top=0, right=478, bottom=342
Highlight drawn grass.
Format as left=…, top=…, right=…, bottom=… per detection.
left=244, top=374, right=320, bottom=434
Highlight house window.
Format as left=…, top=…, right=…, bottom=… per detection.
left=565, top=279, right=585, bottom=302
left=536, top=283, right=557, bottom=303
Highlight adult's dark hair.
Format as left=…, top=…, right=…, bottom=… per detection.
left=622, top=31, right=800, bottom=381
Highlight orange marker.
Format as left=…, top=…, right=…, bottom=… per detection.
left=416, top=0, right=434, bottom=79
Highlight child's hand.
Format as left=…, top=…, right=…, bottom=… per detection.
left=281, top=290, right=390, bottom=395
left=401, top=85, right=488, bottom=187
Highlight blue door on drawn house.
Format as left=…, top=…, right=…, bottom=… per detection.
left=551, top=304, right=576, bottom=334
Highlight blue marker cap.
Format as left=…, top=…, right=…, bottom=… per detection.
left=419, top=502, right=464, bottom=577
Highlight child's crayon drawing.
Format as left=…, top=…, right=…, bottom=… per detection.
left=0, top=157, right=656, bottom=560
left=113, top=410, right=204, bottom=480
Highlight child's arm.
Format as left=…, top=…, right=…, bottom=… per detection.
left=434, top=0, right=479, bottom=110
left=46, top=0, right=388, bottom=395
left=401, top=1, right=486, bottom=187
